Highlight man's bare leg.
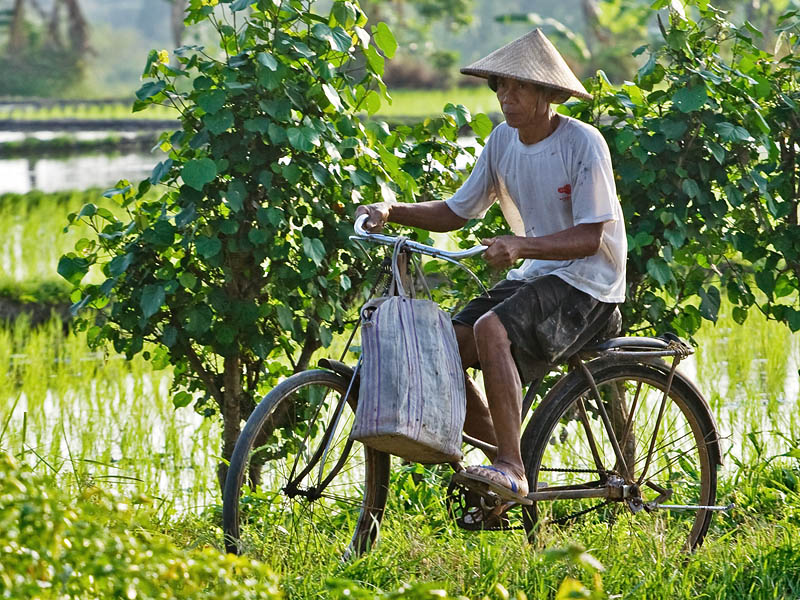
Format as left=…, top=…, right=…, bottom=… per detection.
left=471, top=312, right=528, bottom=496
left=454, top=323, right=497, bottom=454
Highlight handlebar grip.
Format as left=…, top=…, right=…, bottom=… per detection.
left=354, top=214, right=370, bottom=236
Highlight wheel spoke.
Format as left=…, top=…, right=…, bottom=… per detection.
left=637, top=360, right=680, bottom=486
left=576, top=396, right=607, bottom=473
left=633, top=430, right=695, bottom=470
left=287, top=385, right=335, bottom=484
left=525, top=362, right=716, bottom=550
left=618, top=380, right=642, bottom=456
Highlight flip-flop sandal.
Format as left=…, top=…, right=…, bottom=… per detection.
left=452, top=465, right=533, bottom=505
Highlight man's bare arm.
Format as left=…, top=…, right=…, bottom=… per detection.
left=482, top=222, right=605, bottom=269
left=355, top=200, right=468, bottom=233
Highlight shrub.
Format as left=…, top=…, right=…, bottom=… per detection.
left=0, top=453, right=282, bottom=599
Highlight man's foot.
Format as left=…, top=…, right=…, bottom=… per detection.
left=453, top=464, right=531, bottom=504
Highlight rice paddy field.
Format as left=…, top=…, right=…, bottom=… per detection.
left=0, top=189, right=799, bottom=599
left=0, top=87, right=500, bottom=122
left=0, top=101, right=179, bottom=121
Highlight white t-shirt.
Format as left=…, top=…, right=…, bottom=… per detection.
left=445, top=116, right=627, bottom=304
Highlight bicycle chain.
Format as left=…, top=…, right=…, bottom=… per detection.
left=537, top=467, right=615, bottom=526
left=539, top=466, right=614, bottom=475
left=548, top=500, right=613, bottom=526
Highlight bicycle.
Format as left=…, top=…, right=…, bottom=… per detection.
left=222, top=215, right=727, bottom=559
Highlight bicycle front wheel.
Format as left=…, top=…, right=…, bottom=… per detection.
left=223, top=369, right=390, bottom=560
left=521, top=358, right=719, bottom=550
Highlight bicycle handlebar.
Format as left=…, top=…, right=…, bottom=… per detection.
left=352, top=214, right=487, bottom=260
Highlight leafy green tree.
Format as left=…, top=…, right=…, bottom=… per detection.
left=455, top=1, right=800, bottom=338
left=59, top=0, right=490, bottom=490
left=604, top=2, right=800, bottom=335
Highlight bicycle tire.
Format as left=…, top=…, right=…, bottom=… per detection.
left=223, top=369, right=391, bottom=559
left=520, top=357, right=720, bottom=550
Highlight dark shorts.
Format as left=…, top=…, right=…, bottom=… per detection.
left=452, top=275, right=619, bottom=383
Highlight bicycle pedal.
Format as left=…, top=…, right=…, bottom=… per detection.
left=446, top=480, right=513, bottom=531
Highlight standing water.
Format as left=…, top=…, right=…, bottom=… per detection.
left=0, top=131, right=163, bottom=194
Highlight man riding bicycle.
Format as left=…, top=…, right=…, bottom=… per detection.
left=356, top=29, right=626, bottom=503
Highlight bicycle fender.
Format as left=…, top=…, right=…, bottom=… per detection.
left=318, top=358, right=359, bottom=390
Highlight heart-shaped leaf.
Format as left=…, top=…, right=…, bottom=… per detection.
left=672, top=84, right=707, bottom=112
left=135, top=80, right=166, bottom=101
left=141, top=284, right=165, bottom=319
left=197, top=89, right=227, bottom=114
left=181, top=158, right=217, bottom=190
left=373, top=22, right=397, bottom=58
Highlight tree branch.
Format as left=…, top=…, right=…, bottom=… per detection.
left=181, top=338, right=223, bottom=407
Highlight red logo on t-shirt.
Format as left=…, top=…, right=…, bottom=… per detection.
left=558, top=184, right=571, bottom=201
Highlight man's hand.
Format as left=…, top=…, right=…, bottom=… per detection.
left=481, top=223, right=605, bottom=268
left=482, top=236, right=524, bottom=269
left=355, top=202, right=393, bottom=232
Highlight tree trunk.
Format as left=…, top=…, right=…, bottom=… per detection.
left=8, top=0, right=26, bottom=53
left=241, top=330, right=322, bottom=489
left=745, top=0, right=760, bottom=24
left=60, top=0, right=90, bottom=53
left=294, top=331, right=322, bottom=374
left=48, top=0, right=65, bottom=50
left=218, top=355, right=243, bottom=495
left=581, top=0, right=606, bottom=49
left=360, top=1, right=383, bottom=26
left=170, top=0, right=186, bottom=50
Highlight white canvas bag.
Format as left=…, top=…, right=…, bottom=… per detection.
left=351, top=240, right=466, bottom=463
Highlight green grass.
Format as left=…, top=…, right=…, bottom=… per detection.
left=0, top=190, right=121, bottom=284
left=0, top=319, right=220, bottom=509
left=3, top=439, right=798, bottom=599
left=0, top=296, right=796, bottom=598
left=375, top=87, right=500, bottom=118
left=237, top=463, right=797, bottom=600
left=694, top=298, right=800, bottom=466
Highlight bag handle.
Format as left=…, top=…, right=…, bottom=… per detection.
left=390, top=238, right=412, bottom=298
left=412, top=253, right=433, bottom=300
left=389, top=238, right=436, bottom=301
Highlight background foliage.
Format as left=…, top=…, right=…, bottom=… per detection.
left=601, top=2, right=800, bottom=335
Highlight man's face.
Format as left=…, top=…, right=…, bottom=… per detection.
left=495, top=77, right=547, bottom=129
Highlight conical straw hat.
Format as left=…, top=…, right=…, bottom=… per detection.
left=460, top=29, right=591, bottom=101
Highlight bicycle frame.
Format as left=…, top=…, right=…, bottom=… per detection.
left=223, top=219, right=730, bottom=560
left=347, top=217, right=725, bottom=513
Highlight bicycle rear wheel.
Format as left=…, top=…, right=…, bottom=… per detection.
left=223, top=369, right=390, bottom=560
left=521, top=358, right=719, bottom=550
